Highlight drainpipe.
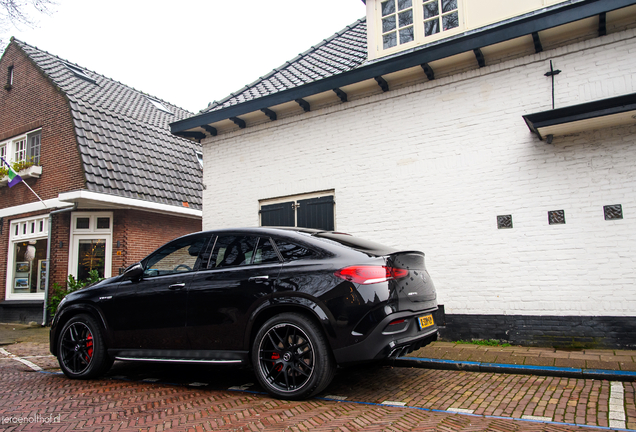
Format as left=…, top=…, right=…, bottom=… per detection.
left=42, top=203, right=77, bottom=326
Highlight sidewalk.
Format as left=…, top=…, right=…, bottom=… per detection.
left=399, top=341, right=636, bottom=381
left=0, top=323, right=49, bottom=345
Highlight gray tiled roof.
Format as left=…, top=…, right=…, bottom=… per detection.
left=202, top=18, right=367, bottom=114
left=13, top=39, right=202, bottom=210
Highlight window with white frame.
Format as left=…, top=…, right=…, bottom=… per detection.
left=0, top=129, right=41, bottom=167
left=14, top=137, right=26, bottom=162
left=379, top=0, right=462, bottom=52
left=423, top=0, right=459, bottom=37
left=6, top=216, right=49, bottom=300
left=69, top=212, right=113, bottom=281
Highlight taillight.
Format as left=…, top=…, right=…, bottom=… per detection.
left=334, top=266, right=408, bottom=285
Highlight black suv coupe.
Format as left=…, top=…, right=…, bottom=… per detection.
left=50, top=228, right=438, bottom=399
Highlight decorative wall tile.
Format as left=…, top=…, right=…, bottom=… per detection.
left=604, top=205, right=623, bottom=220
left=497, top=215, right=513, bottom=229
left=548, top=210, right=565, bottom=225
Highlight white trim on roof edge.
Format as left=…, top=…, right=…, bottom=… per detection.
left=58, top=190, right=202, bottom=219
left=0, top=199, right=74, bottom=218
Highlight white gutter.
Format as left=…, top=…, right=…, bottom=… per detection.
left=57, top=190, right=202, bottom=219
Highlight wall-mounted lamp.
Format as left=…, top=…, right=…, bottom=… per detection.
left=546, top=134, right=554, bottom=144
left=116, top=240, right=120, bottom=248
left=58, top=241, right=64, bottom=249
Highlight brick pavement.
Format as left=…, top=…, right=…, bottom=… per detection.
left=0, top=342, right=633, bottom=431
left=407, top=341, right=636, bottom=372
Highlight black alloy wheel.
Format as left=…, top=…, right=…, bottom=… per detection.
left=58, top=314, right=111, bottom=379
left=253, top=313, right=335, bottom=400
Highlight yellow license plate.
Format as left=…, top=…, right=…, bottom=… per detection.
left=418, top=314, right=434, bottom=330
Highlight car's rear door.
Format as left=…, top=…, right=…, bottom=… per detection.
left=186, top=234, right=282, bottom=351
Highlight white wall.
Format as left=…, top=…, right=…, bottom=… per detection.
left=202, top=28, right=636, bottom=317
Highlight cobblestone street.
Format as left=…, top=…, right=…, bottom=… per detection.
left=1, top=342, right=634, bottom=431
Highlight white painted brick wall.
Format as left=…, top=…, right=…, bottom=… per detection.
left=202, top=29, right=636, bottom=317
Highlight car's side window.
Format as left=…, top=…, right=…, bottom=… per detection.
left=144, top=237, right=207, bottom=277
left=208, top=235, right=258, bottom=268
left=253, top=237, right=281, bottom=265
left=273, top=240, right=315, bottom=261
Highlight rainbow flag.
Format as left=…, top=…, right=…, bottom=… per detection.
left=0, top=156, right=22, bottom=188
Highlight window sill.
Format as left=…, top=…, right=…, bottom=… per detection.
left=0, top=165, right=42, bottom=186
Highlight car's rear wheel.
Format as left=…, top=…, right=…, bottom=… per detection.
left=252, top=312, right=335, bottom=400
left=58, top=314, right=112, bottom=379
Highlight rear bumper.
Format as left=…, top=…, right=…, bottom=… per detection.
left=333, top=309, right=438, bottom=365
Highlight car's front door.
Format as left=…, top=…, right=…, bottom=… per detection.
left=186, top=234, right=282, bottom=352
left=101, top=234, right=210, bottom=351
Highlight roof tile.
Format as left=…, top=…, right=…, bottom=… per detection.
left=13, top=39, right=203, bottom=210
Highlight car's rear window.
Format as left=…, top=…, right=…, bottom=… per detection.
left=312, top=232, right=397, bottom=255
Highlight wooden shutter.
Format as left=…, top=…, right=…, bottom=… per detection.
left=297, top=196, right=334, bottom=231
left=260, top=201, right=295, bottom=227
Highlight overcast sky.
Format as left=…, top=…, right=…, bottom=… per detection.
left=3, top=0, right=366, bottom=113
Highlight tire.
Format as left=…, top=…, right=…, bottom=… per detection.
left=252, top=312, right=335, bottom=400
left=57, top=314, right=112, bottom=379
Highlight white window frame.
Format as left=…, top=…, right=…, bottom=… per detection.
left=14, top=137, right=26, bottom=162
left=0, top=129, right=42, bottom=166
left=376, top=0, right=464, bottom=56
left=5, top=215, right=49, bottom=300
left=68, top=212, right=113, bottom=281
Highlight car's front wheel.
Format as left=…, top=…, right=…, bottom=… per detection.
left=58, top=314, right=112, bottom=379
left=252, top=312, right=335, bottom=400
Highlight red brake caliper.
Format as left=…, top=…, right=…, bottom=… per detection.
left=86, top=333, right=93, bottom=361
left=271, top=352, right=282, bottom=372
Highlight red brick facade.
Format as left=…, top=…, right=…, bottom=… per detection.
left=112, top=210, right=202, bottom=274
left=0, top=42, right=202, bottom=323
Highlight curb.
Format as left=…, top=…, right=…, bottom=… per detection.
left=395, top=356, right=636, bottom=381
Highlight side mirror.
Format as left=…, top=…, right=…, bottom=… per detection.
left=122, top=263, right=144, bottom=281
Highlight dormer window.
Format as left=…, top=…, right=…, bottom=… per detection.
left=147, top=97, right=172, bottom=114
left=423, top=0, right=459, bottom=36
left=64, top=63, right=97, bottom=84
left=375, top=0, right=463, bottom=57
left=381, top=0, right=414, bottom=49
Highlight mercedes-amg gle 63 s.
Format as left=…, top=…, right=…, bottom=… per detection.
left=50, top=228, right=438, bottom=399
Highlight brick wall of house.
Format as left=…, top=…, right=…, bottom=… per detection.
left=201, top=28, right=636, bottom=321
left=112, top=209, right=201, bottom=275
left=0, top=42, right=86, bottom=205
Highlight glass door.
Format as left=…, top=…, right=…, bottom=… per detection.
left=68, top=212, right=113, bottom=282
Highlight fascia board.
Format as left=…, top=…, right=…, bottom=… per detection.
left=57, top=190, right=202, bottom=218
left=170, top=0, right=636, bottom=134
left=0, top=199, right=74, bottom=218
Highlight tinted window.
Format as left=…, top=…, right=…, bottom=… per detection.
left=274, top=240, right=315, bottom=261
left=209, top=236, right=257, bottom=268
left=253, top=238, right=280, bottom=265
left=144, top=237, right=207, bottom=277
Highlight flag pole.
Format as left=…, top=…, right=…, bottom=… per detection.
left=21, top=179, right=47, bottom=208
left=0, top=156, right=47, bottom=208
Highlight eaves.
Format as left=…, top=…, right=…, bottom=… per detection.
left=170, top=0, right=636, bottom=136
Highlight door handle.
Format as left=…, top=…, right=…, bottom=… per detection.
left=169, top=283, right=186, bottom=290
left=248, top=275, right=269, bottom=282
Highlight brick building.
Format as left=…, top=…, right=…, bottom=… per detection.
left=0, top=39, right=202, bottom=323
left=171, top=0, right=636, bottom=348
